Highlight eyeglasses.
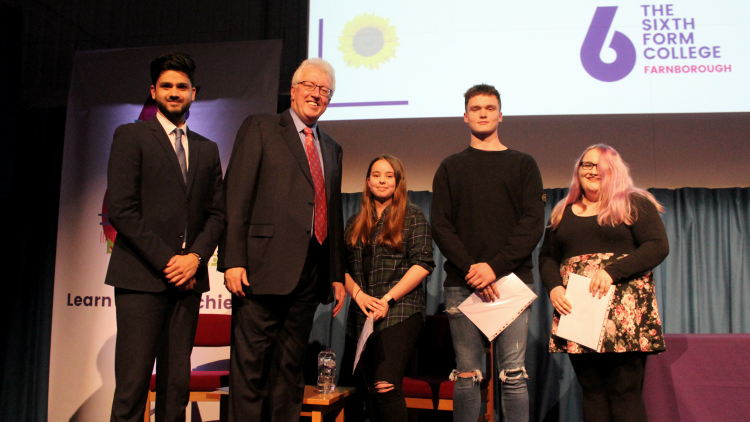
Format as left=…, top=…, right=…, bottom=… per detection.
left=579, top=161, right=598, bottom=170
left=296, top=81, right=333, bottom=97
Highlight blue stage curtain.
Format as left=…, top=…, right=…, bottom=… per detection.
left=652, top=188, right=750, bottom=334
left=310, top=187, right=750, bottom=422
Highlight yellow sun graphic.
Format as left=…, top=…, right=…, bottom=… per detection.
left=338, top=13, right=400, bottom=70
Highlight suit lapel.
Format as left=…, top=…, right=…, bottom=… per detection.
left=279, top=110, right=313, bottom=186
left=149, top=117, right=186, bottom=191
left=318, top=128, right=335, bottom=202
left=185, top=128, right=199, bottom=195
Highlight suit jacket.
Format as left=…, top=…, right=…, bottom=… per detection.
left=218, top=109, right=345, bottom=303
left=105, top=117, right=226, bottom=293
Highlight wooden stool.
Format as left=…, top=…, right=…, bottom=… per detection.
left=214, top=385, right=356, bottom=422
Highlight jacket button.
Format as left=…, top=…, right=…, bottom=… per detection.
left=179, top=233, right=184, bottom=238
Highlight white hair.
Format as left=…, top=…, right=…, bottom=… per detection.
left=291, top=58, right=336, bottom=93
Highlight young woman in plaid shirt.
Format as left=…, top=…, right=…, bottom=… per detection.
left=343, top=154, right=435, bottom=422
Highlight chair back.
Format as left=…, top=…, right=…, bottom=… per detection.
left=194, top=313, right=231, bottom=347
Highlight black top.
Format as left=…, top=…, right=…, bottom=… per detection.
left=431, top=147, right=546, bottom=287
left=539, top=194, right=670, bottom=293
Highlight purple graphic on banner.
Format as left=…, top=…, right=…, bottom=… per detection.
left=328, top=100, right=408, bottom=108
left=581, top=7, right=636, bottom=82
left=319, top=19, right=324, bottom=58
left=137, top=96, right=158, bottom=122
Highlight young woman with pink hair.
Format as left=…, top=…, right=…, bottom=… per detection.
left=539, top=144, right=669, bottom=422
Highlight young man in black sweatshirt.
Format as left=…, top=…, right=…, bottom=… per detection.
left=431, top=84, right=545, bottom=422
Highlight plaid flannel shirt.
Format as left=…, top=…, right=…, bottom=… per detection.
left=346, top=203, right=435, bottom=338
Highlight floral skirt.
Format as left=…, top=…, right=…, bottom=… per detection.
left=549, top=253, right=666, bottom=354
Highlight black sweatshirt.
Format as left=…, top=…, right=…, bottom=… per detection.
left=539, top=194, right=670, bottom=293
left=431, top=147, right=546, bottom=287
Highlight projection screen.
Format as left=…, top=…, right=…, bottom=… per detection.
left=309, top=0, right=749, bottom=121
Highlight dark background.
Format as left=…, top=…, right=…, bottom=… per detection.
left=0, top=1, right=307, bottom=420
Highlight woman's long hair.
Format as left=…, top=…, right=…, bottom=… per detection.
left=346, top=154, right=408, bottom=252
left=549, top=144, right=663, bottom=229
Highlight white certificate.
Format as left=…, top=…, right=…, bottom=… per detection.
left=352, top=317, right=373, bottom=374
left=457, top=273, right=537, bottom=341
left=556, top=273, right=615, bottom=351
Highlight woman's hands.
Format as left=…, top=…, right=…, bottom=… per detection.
left=589, top=269, right=613, bottom=298
left=550, top=286, right=572, bottom=315
left=354, top=291, right=389, bottom=321
left=370, top=297, right=390, bottom=321
left=550, top=269, right=612, bottom=315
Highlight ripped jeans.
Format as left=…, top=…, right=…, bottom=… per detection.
left=445, top=286, right=531, bottom=422
left=359, top=313, right=424, bottom=422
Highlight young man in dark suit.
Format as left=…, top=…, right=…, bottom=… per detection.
left=219, top=58, right=346, bottom=422
left=105, top=52, right=226, bottom=422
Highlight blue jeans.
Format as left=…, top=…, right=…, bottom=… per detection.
left=445, top=286, right=531, bottom=422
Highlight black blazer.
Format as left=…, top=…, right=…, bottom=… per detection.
left=218, top=109, right=345, bottom=303
left=105, top=117, right=226, bottom=293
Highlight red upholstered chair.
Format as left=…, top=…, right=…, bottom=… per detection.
left=403, top=314, right=494, bottom=422
left=144, top=313, right=231, bottom=422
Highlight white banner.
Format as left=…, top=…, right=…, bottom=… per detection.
left=50, top=41, right=281, bottom=422
left=310, top=0, right=750, bottom=119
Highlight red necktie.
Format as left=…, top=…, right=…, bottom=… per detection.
left=303, top=127, right=327, bottom=244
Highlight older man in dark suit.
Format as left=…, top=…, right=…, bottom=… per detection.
left=219, top=58, right=346, bottom=422
left=105, top=52, right=225, bottom=422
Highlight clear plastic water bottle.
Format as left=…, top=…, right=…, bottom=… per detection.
left=317, top=348, right=336, bottom=394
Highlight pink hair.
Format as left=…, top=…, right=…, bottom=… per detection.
left=549, top=144, right=664, bottom=229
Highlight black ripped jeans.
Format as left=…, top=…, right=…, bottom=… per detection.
left=358, top=313, right=423, bottom=422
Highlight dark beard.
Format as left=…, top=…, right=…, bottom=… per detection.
left=156, top=100, right=190, bottom=123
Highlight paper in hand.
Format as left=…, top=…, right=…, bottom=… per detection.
left=352, top=317, right=373, bottom=374
left=458, top=273, right=537, bottom=341
left=556, top=273, right=615, bottom=351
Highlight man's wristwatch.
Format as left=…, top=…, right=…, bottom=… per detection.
left=383, top=294, right=396, bottom=308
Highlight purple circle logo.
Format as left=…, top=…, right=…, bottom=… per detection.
left=581, top=7, right=636, bottom=82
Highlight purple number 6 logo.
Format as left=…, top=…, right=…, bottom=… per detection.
left=581, top=6, right=636, bottom=82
